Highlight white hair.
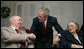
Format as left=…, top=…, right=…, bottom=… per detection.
left=9, top=15, right=21, bottom=23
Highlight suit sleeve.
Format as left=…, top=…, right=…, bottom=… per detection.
left=1, top=28, right=28, bottom=43
left=59, top=31, right=72, bottom=48
left=53, top=18, right=63, bottom=34
left=30, top=18, right=37, bottom=34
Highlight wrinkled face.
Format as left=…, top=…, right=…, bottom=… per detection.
left=12, top=16, right=22, bottom=28
left=68, top=22, right=78, bottom=33
left=38, top=11, right=45, bottom=22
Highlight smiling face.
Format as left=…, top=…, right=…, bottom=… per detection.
left=14, top=17, right=22, bottom=28
left=11, top=16, right=22, bottom=29
left=67, top=22, right=78, bottom=33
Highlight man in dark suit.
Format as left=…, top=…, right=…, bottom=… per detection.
left=30, top=7, right=63, bottom=48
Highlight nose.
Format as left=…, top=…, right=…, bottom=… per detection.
left=21, top=21, right=22, bottom=24
left=20, top=20, right=22, bottom=24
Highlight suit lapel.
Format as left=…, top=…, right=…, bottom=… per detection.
left=19, top=30, right=26, bottom=34
left=8, top=26, right=17, bottom=34
left=46, top=16, right=52, bottom=32
left=8, top=26, right=26, bottom=34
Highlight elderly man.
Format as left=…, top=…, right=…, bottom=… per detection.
left=1, top=16, right=36, bottom=48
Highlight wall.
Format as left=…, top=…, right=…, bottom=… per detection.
left=1, top=1, right=17, bottom=27
left=15, top=1, right=83, bottom=38
left=1, top=1, right=83, bottom=38
left=15, top=1, right=83, bottom=29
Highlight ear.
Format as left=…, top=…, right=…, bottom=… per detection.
left=11, top=18, right=15, bottom=24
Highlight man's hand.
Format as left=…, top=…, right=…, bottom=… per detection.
left=53, top=35, right=60, bottom=45
left=27, top=33, right=36, bottom=40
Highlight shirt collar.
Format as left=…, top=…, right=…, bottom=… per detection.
left=10, top=26, right=16, bottom=30
left=44, top=18, right=48, bottom=22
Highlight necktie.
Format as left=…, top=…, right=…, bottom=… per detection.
left=25, top=29, right=30, bottom=33
left=42, top=22, right=46, bottom=42
left=15, top=29, right=25, bottom=48
left=43, top=22, right=46, bottom=33
left=15, top=29, right=19, bottom=33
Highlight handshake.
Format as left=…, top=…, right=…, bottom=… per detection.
left=27, top=33, right=36, bottom=40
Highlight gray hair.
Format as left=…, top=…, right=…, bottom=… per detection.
left=42, top=7, right=49, bottom=16
left=39, top=7, right=50, bottom=17
left=9, top=15, right=21, bottom=23
left=67, top=21, right=79, bottom=32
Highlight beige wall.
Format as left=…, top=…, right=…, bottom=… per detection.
left=1, top=1, right=83, bottom=37
left=1, top=1, right=17, bottom=27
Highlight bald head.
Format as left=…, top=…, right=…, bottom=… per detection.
left=9, top=16, right=22, bottom=29
left=9, top=16, right=21, bottom=22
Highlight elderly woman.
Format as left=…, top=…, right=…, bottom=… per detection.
left=59, top=21, right=83, bottom=48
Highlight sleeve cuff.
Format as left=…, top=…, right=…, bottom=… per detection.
left=25, top=34, right=28, bottom=39
left=58, top=34, right=61, bottom=37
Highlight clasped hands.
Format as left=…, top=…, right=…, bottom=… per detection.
left=27, top=33, right=36, bottom=40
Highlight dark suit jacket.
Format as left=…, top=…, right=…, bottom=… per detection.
left=78, top=30, right=83, bottom=39
left=30, top=16, right=63, bottom=48
left=78, top=25, right=83, bottom=38
left=59, top=30, right=83, bottom=48
left=80, top=25, right=83, bottom=31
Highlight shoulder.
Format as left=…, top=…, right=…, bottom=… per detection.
left=1, top=26, right=13, bottom=31
left=32, top=17, right=40, bottom=25
left=1, top=27, right=10, bottom=33
left=48, top=16, right=57, bottom=20
left=48, top=16, right=57, bottom=22
left=78, top=30, right=83, bottom=33
left=1, top=27, right=8, bottom=30
left=33, top=17, right=39, bottom=22
left=33, top=17, right=38, bottom=20
left=77, top=30, right=83, bottom=35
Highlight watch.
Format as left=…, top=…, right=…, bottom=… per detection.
left=1, top=7, right=10, bottom=18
